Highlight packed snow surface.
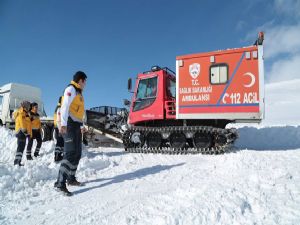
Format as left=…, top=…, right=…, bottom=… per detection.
left=1, top=80, right=300, bottom=225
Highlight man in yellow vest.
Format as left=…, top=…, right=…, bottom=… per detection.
left=55, top=71, right=87, bottom=196
left=53, top=96, right=64, bottom=162
left=26, top=102, right=42, bottom=160
left=13, top=101, right=32, bottom=166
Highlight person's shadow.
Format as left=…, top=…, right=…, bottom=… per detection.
left=73, top=163, right=185, bottom=195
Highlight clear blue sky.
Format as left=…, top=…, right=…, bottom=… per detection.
left=0, top=0, right=292, bottom=115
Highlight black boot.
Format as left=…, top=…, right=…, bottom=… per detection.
left=55, top=184, right=72, bottom=196
left=34, top=152, right=39, bottom=157
left=54, top=153, right=63, bottom=162
left=67, top=179, right=84, bottom=186
left=27, top=155, right=33, bottom=160
left=14, top=160, right=24, bottom=166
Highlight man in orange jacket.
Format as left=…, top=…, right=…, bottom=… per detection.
left=26, top=102, right=42, bottom=160
left=13, top=101, right=32, bottom=166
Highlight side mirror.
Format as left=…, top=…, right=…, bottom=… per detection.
left=127, top=78, right=132, bottom=91
left=123, top=99, right=131, bottom=107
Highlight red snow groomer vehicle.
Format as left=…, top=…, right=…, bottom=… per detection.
left=123, top=32, right=265, bottom=154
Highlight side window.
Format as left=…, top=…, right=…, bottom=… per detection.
left=108, top=107, right=112, bottom=115
left=210, top=64, right=228, bottom=84
left=167, top=78, right=176, bottom=98
left=97, top=106, right=105, bottom=114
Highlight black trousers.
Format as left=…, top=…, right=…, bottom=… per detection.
left=54, top=127, right=64, bottom=160
left=14, top=132, right=27, bottom=164
left=27, top=129, right=42, bottom=155
left=56, top=118, right=82, bottom=187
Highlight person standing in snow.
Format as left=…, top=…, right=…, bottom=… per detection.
left=53, top=96, right=64, bottom=162
left=55, top=71, right=87, bottom=196
left=26, top=102, right=42, bottom=160
left=13, top=101, right=32, bottom=166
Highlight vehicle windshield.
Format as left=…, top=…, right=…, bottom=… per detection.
left=136, top=76, right=157, bottom=100
left=133, top=76, right=158, bottom=111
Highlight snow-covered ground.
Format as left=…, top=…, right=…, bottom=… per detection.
left=1, top=80, right=300, bottom=225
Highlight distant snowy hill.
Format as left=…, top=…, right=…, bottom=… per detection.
left=0, top=80, right=299, bottom=225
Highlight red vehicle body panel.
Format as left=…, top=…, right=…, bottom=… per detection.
left=129, top=45, right=264, bottom=125
left=176, top=45, right=264, bottom=121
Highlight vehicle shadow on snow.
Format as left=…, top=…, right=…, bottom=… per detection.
left=102, top=151, right=128, bottom=157
left=83, top=150, right=128, bottom=158
left=235, top=126, right=300, bottom=150
left=73, top=163, right=185, bottom=195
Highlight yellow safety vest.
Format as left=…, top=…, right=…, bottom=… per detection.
left=14, top=107, right=32, bottom=137
left=63, top=81, right=85, bottom=121
left=54, top=97, right=63, bottom=127
left=53, top=112, right=58, bottom=127
left=69, top=94, right=85, bottom=121
left=30, top=111, right=41, bottom=130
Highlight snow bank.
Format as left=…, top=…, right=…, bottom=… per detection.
left=0, top=127, right=18, bottom=163
left=1, top=123, right=300, bottom=225
left=236, top=125, right=300, bottom=150
left=0, top=127, right=111, bottom=216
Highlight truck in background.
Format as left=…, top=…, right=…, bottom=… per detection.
left=0, top=83, right=54, bottom=141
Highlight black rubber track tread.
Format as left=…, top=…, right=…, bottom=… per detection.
left=123, top=126, right=238, bottom=155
